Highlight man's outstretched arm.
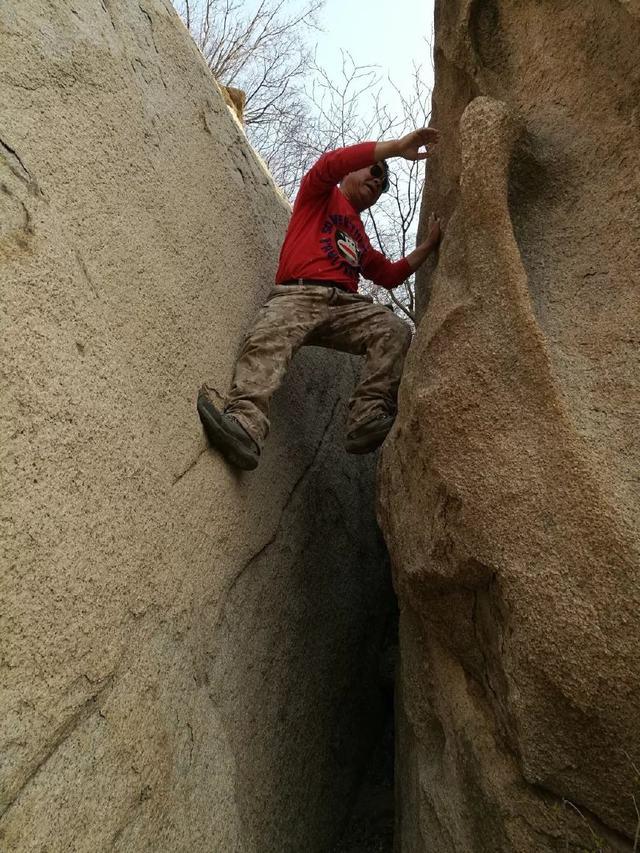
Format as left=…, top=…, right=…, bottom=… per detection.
left=374, top=127, right=440, bottom=163
left=361, top=213, right=441, bottom=289
left=376, top=127, right=443, bottom=276
left=299, top=127, right=440, bottom=201
left=405, top=213, right=442, bottom=272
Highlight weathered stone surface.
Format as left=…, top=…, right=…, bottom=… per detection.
left=379, top=1, right=640, bottom=850
left=0, top=2, right=390, bottom=850
left=220, top=85, right=247, bottom=123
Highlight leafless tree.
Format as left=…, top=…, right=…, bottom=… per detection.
left=306, top=53, right=433, bottom=322
left=172, top=0, right=323, bottom=190
left=173, top=0, right=434, bottom=320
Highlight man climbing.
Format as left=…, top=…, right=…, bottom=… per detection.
left=197, top=127, right=442, bottom=470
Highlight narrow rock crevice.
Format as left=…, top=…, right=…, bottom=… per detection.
left=0, top=674, right=116, bottom=819
left=223, top=392, right=343, bottom=595
left=332, top=613, right=398, bottom=853
left=0, top=136, right=32, bottom=183
left=100, top=0, right=117, bottom=31
left=138, top=3, right=160, bottom=54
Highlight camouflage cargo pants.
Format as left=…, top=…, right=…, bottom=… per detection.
left=204, top=284, right=412, bottom=450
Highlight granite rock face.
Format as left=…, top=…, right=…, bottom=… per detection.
left=0, top=2, right=390, bottom=850
left=378, top=1, right=640, bottom=850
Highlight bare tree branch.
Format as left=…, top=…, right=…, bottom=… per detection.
left=172, top=0, right=434, bottom=318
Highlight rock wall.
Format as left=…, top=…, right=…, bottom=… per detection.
left=0, top=2, right=391, bottom=850
left=379, top=1, right=640, bottom=850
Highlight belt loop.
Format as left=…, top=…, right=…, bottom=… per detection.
left=298, top=278, right=303, bottom=286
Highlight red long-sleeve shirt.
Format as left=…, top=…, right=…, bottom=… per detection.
left=275, top=142, right=411, bottom=293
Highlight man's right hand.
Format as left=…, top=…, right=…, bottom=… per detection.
left=395, top=127, right=440, bottom=161
left=374, top=128, right=439, bottom=163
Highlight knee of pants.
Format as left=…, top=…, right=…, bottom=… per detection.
left=387, top=316, right=413, bottom=355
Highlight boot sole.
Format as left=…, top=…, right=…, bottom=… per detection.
left=197, top=399, right=259, bottom=471
left=345, top=422, right=393, bottom=454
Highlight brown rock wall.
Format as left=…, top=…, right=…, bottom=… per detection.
left=379, top=2, right=640, bottom=850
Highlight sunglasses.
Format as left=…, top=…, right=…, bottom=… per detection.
left=370, top=163, right=390, bottom=193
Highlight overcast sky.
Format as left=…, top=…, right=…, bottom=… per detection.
left=312, top=0, right=435, bottom=113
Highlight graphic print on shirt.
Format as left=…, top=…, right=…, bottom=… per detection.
left=319, top=213, right=366, bottom=283
left=335, top=230, right=360, bottom=267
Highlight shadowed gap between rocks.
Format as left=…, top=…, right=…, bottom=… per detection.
left=331, top=610, right=398, bottom=853
left=201, top=355, right=400, bottom=853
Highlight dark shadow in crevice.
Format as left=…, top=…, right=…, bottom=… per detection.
left=331, top=607, right=398, bottom=853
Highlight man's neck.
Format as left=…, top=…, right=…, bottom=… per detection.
left=339, top=185, right=364, bottom=213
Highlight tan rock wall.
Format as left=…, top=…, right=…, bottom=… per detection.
left=379, top=1, right=640, bottom=850
left=0, top=2, right=389, bottom=850
left=220, top=85, right=247, bottom=123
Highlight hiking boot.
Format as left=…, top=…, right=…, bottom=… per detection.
left=197, top=393, right=260, bottom=471
left=345, top=414, right=395, bottom=454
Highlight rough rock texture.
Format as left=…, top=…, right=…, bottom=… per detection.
left=379, top=1, right=640, bottom=850
left=0, top=2, right=391, bottom=850
left=220, top=86, right=247, bottom=123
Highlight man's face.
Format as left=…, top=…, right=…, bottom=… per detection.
left=342, top=162, right=387, bottom=211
